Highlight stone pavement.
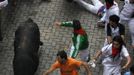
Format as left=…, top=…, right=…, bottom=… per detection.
left=0, top=0, right=133, bottom=75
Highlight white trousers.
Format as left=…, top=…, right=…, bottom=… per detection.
left=103, top=65, right=121, bottom=75
left=128, top=18, right=134, bottom=46
left=74, top=0, right=104, bottom=14
left=119, top=3, right=134, bottom=46
left=119, top=3, right=134, bottom=25
left=79, top=49, right=89, bottom=62
left=70, top=45, right=89, bottom=62
left=0, top=0, right=8, bottom=9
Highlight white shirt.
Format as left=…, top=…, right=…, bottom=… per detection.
left=100, top=1, right=119, bottom=23
left=110, top=26, right=120, bottom=37
left=101, top=44, right=129, bottom=66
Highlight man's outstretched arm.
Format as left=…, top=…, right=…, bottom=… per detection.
left=43, top=65, right=57, bottom=75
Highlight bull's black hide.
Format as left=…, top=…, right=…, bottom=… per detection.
left=13, top=18, right=43, bottom=75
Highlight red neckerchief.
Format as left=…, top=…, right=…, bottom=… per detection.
left=112, top=46, right=119, bottom=57
left=74, top=28, right=86, bottom=35
left=106, top=2, right=113, bottom=9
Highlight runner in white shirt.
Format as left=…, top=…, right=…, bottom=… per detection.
left=104, top=15, right=125, bottom=46
left=72, top=0, right=119, bottom=28
left=128, top=18, right=134, bottom=49
left=119, top=0, right=134, bottom=25
left=73, top=0, right=105, bottom=17
left=97, top=0, right=119, bottom=28
left=119, top=0, right=134, bottom=49
left=94, top=36, right=131, bottom=75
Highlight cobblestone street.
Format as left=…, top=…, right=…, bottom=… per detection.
left=0, top=0, right=133, bottom=75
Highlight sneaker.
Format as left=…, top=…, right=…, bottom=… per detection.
left=97, top=21, right=105, bottom=28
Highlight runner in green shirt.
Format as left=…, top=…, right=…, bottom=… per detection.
left=54, top=19, right=90, bottom=62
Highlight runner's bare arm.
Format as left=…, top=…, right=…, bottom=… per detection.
left=94, top=50, right=102, bottom=61
left=122, top=55, right=131, bottom=69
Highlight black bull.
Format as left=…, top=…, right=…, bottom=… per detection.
left=13, top=18, right=43, bottom=75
